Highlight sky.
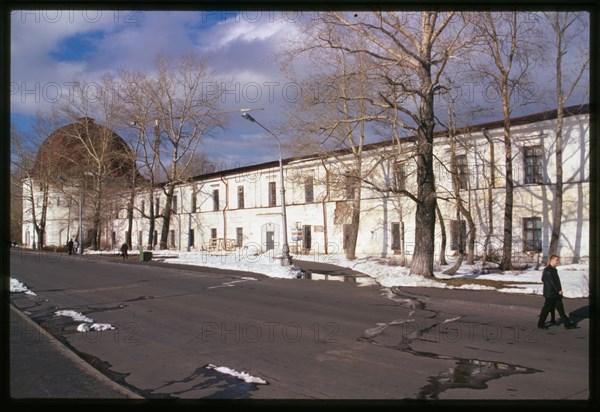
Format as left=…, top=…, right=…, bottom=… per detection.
left=10, top=9, right=590, bottom=168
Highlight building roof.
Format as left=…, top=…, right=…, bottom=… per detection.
left=32, top=117, right=137, bottom=180
left=189, top=103, right=591, bottom=183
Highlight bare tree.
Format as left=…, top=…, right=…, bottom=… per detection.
left=297, top=12, right=468, bottom=275
left=12, top=112, right=64, bottom=250
left=145, top=53, right=227, bottom=250
left=59, top=75, right=136, bottom=249
left=543, top=12, right=589, bottom=258
left=470, top=12, right=542, bottom=270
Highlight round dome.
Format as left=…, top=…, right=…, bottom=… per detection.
left=33, top=117, right=136, bottom=179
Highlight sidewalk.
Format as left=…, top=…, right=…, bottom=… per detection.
left=8, top=305, right=143, bottom=400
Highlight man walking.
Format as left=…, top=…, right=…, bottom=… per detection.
left=538, top=255, right=576, bottom=329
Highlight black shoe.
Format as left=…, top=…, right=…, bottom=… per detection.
left=549, top=320, right=557, bottom=326
left=565, top=323, right=577, bottom=329
left=538, top=325, right=549, bottom=330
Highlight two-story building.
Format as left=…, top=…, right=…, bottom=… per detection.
left=23, top=105, right=590, bottom=264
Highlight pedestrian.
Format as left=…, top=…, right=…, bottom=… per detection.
left=73, top=239, right=79, bottom=254
left=67, top=238, right=74, bottom=255
left=538, top=255, right=576, bottom=329
left=121, top=243, right=128, bottom=260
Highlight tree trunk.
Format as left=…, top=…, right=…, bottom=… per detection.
left=500, top=89, right=514, bottom=271
left=482, top=129, right=495, bottom=263
left=147, top=190, right=155, bottom=250
left=436, top=203, right=448, bottom=266
left=159, top=184, right=175, bottom=250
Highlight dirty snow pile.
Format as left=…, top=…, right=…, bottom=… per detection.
left=54, top=309, right=115, bottom=332
left=294, top=254, right=590, bottom=298
left=152, top=250, right=303, bottom=279
left=205, top=364, right=268, bottom=384
left=142, top=250, right=588, bottom=298
left=10, top=278, right=37, bottom=296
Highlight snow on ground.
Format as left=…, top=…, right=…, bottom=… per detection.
left=205, top=364, right=268, bottom=384
left=140, top=249, right=589, bottom=298
left=9, top=278, right=37, bottom=295
left=12, top=249, right=589, bottom=299
left=54, top=309, right=116, bottom=332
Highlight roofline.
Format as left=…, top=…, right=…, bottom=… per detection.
left=181, top=103, right=590, bottom=183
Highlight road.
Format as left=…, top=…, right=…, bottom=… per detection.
left=9, top=250, right=590, bottom=400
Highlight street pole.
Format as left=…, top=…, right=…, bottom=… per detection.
left=79, top=185, right=84, bottom=254
left=242, top=113, right=292, bottom=266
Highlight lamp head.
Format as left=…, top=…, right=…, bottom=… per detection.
left=241, top=113, right=256, bottom=122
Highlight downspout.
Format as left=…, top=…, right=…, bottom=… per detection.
left=221, top=174, right=229, bottom=250
left=321, top=158, right=330, bottom=254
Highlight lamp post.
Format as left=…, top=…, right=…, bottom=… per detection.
left=241, top=112, right=292, bottom=266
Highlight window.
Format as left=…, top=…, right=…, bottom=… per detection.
left=155, top=197, right=160, bottom=214
left=450, top=220, right=467, bottom=252
left=188, top=229, right=195, bottom=248
left=305, top=177, right=314, bottom=203
left=141, top=200, right=145, bottom=216
left=391, top=222, right=403, bottom=250
left=236, top=227, right=243, bottom=248
left=238, top=186, right=245, bottom=209
left=213, top=189, right=219, bottom=211
left=393, top=162, right=406, bottom=191
left=523, top=217, right=542, bottom=252
left=524, top=145, right=543, bottom=184
left=172, top=196, right=178, bottom=214
left=191, top=192, right=197, bottom=213
left=138, top=231, right=143, bottom=247
left=269, top=182, right=277, bottom=207
left=456, top=154, right=469, bottom=190
left=211, top=228, right=218, bottom=249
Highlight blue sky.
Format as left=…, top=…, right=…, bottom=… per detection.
left=10, top=10, right=590, bottom=167
left=11, top=10, right=301, bottom=166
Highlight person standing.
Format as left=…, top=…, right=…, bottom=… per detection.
left=538, top=255, right=576, bottom=329
left=73, top=239, right=79, bottom=255
left=121, top=243, right=128, bottom=260
left=67, top=239, right=74, bottom=255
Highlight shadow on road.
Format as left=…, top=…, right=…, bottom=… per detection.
left=569, top=305, right=589, bottom=323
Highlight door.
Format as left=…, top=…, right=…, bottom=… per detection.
left=266, top=231, right=275, bottom=251
left=303, top=225, right=312, bottom=250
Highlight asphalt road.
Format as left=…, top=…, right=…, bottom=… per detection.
left=9, top=250, right=590, bottom=400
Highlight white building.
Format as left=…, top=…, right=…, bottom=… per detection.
left=23, top=105, right=590, bottom=264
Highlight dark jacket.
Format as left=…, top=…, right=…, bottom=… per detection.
left=541, top=265, right=562, bottom=298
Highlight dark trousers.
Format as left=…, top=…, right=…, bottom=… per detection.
left=539, top=297, right=570, bottom=327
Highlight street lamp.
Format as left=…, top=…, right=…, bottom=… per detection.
left=241, top=112, right=292, bottom=266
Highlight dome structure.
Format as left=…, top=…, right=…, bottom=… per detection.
left=33, top=117, right=136, bottom=179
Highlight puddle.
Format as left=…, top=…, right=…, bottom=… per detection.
left=417, top=358, right=540, bottom=399
left=363, top=287, right=542, bottom=399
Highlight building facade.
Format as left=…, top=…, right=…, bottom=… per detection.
left=23, top=106, right=590, bottom=264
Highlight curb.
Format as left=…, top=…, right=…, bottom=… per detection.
left=10, top=305, right=144, bottom=400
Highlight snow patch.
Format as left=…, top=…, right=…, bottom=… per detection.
left=205, top=363, right=268, bottom=384
left=55, top=310, right=115, bottom=332
left=10, top=278, right=37, bottom=295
